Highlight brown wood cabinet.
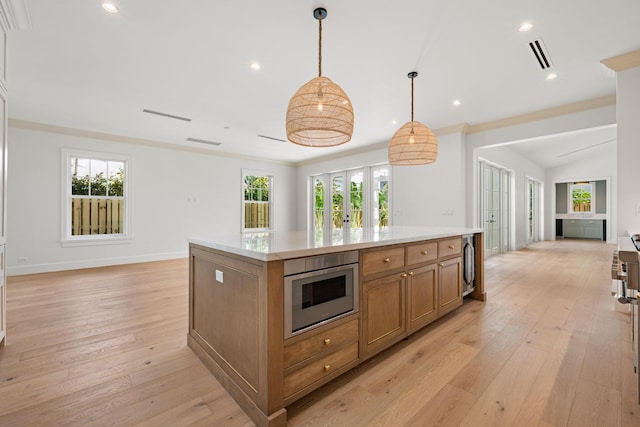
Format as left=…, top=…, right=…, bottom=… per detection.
left=438, top=257, right=463, bottom=316
left=283, top=316, right=359, bottom=405
left=360, top=237, right=463, bottom=359
left=188, top=232, right=484, bottom=427
left=361, top=271, right=406, bottom=355
left=407, top=263, right=438, bottom=333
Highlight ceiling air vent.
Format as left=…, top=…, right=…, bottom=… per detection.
left=142, top=108, right=192, bottom=122
left=257, top=134, right=287, bottom=143
left=528, top=39, right=552, bottom=70
left=186, top=137, right=221, bottom=146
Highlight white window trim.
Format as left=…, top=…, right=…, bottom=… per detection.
left=61, top=149, right=132, bottom=247
left=242, top=169, right=274, bottom=232
left=567, top=181, right=595, bottom=215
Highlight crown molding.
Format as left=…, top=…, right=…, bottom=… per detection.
left=466, top=94, right=616, bottom=134
left=0, top=0, right=31, bottom=30
left=601, top=50, right=640, bottom=72
left=8, top=119, right=295, bottom=166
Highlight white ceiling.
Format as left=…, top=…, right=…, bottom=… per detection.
left=7, top=0, right=640, bottom=164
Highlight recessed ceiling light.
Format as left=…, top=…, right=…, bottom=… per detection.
left=546, top=72, right=558, bottom=80
left=519, top=22, right=533, bottom=32
left=250, top=62, right=260, bottom=70
left=101, top=1, right=118, bottom=13
left=452, top=99, right=461, bottom=107
left=391, top=119, right=398, bottom=125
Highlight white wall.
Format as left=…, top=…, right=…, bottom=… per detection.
left=616, top=66, right=640, bottom=234
left=295, top=133, right=467, bottom=229
left=476, top=144, right=545, bottom=249
left=545, top=148, right=617, bottom=243
left=7, top=126, right=297, bottom=275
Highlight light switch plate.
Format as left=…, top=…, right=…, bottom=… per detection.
left=215, top=270, right=223, bottom=283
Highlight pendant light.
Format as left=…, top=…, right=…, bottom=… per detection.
left=286, top=8, right=354, bottom=147
left=388, top=72, right=438, bottom=165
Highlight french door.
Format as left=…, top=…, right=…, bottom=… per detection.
left=479, top=161, right=511, bottom=257
left=527, top=178, right=542, bottom=244
left=329, top=170, right=364, bottom=233
left=311, top=166, right=390, bottom=243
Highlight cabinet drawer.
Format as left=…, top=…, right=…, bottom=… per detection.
left=284, top=319, right=358, bottom=369
left=362, top=247, right=404, bottom=276
left=407, top=241, right=437, bottom=265
left=438, top=237, right=462, bottom=258
left=284, top=342, right=358, bottom=398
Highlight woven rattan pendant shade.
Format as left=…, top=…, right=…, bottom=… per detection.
left=388, top=72, right=438, bottom=165
left=286, top=8, right=354, bottom=147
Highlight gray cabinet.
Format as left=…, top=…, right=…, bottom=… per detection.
left=562, top=219, right=603, bottom=240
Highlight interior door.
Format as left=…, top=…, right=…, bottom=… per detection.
left=484, top=165, right=500, bottom=256
left=480, top=162, right=511, bottom=257
left=527, top=178, right=541, bottom=244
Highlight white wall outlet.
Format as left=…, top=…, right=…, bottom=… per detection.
left=215, top=270, right=223, bottom=283
left=17, top=257, right=28, bottom=264
left=442, top=209, right=454, bottom=216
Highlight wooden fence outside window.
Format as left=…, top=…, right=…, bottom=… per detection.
left=244, top=202, right=270, bottom=229
left=71, top=197, right=124, bottom=235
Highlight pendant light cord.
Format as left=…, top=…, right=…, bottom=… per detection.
left=410, top=74, right=414, bottom=122
left=318, top=15, right=323, bottom=77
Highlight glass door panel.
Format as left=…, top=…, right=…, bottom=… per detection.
left=372, top=167, right=390, bottom=231
left=349, top=171, right=364, bottom=232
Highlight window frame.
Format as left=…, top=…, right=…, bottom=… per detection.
left=242, top=169, right=274, bottom=232
left=568, top=181, right=595, bottom=214
left=61, top=149, right=132, bottom=246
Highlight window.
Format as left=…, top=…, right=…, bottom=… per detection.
left=243, top=172, right=273, bottom=231
left=569, top=182, right=594, bottom=213
left=62, top=150, right=130, bottom=245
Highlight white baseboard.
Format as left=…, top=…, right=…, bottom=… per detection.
left=6, top=251, right=188, bottom=276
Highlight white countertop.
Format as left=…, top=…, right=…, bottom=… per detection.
left=189, top=226, right=483, bottom=261
left=555, top=214, right=607, bottom=220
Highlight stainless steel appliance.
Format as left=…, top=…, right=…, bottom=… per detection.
left=612, top=234, right=640, bottom=404
left=462, top=234, right=476, bottom=297
left=284, top=250, right=359, bottom=338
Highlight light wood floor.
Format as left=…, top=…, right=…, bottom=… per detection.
left=0, top=240, right=638, bottom=426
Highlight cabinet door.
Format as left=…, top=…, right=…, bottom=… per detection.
left=361, top=273, right=405, bottom=356
left=562, top=220, right=581, bottom=238
left=439, top=257, right=462, bottom=316
left=407, top=263, right=438, bottom=333
left=583, top=221, right=603, bottom=240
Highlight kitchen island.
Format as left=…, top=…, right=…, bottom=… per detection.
left=187, top=227, right=485, bottom=427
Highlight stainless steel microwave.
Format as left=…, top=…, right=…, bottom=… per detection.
left=284, top=251, right=359, bottom=338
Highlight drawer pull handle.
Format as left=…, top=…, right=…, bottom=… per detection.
left=383, top=258, right=391, bottom=263
left=439, top=263, right=445, bottom=267
left=324, top=364, right=331, bottom=372
left=401, top=273, right=408, bottom=278
left=324, top=338, right=331, bottom=345
left=408, top=271, right=414, bottom=276
left=421, top=250, right=429, bottom=255
left=448, top=245, right=455, bottom=249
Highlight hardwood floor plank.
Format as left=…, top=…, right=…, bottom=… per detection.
left=458, top=343, right=548, bottom=426
left=567, top=379, right=622, bottom=427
